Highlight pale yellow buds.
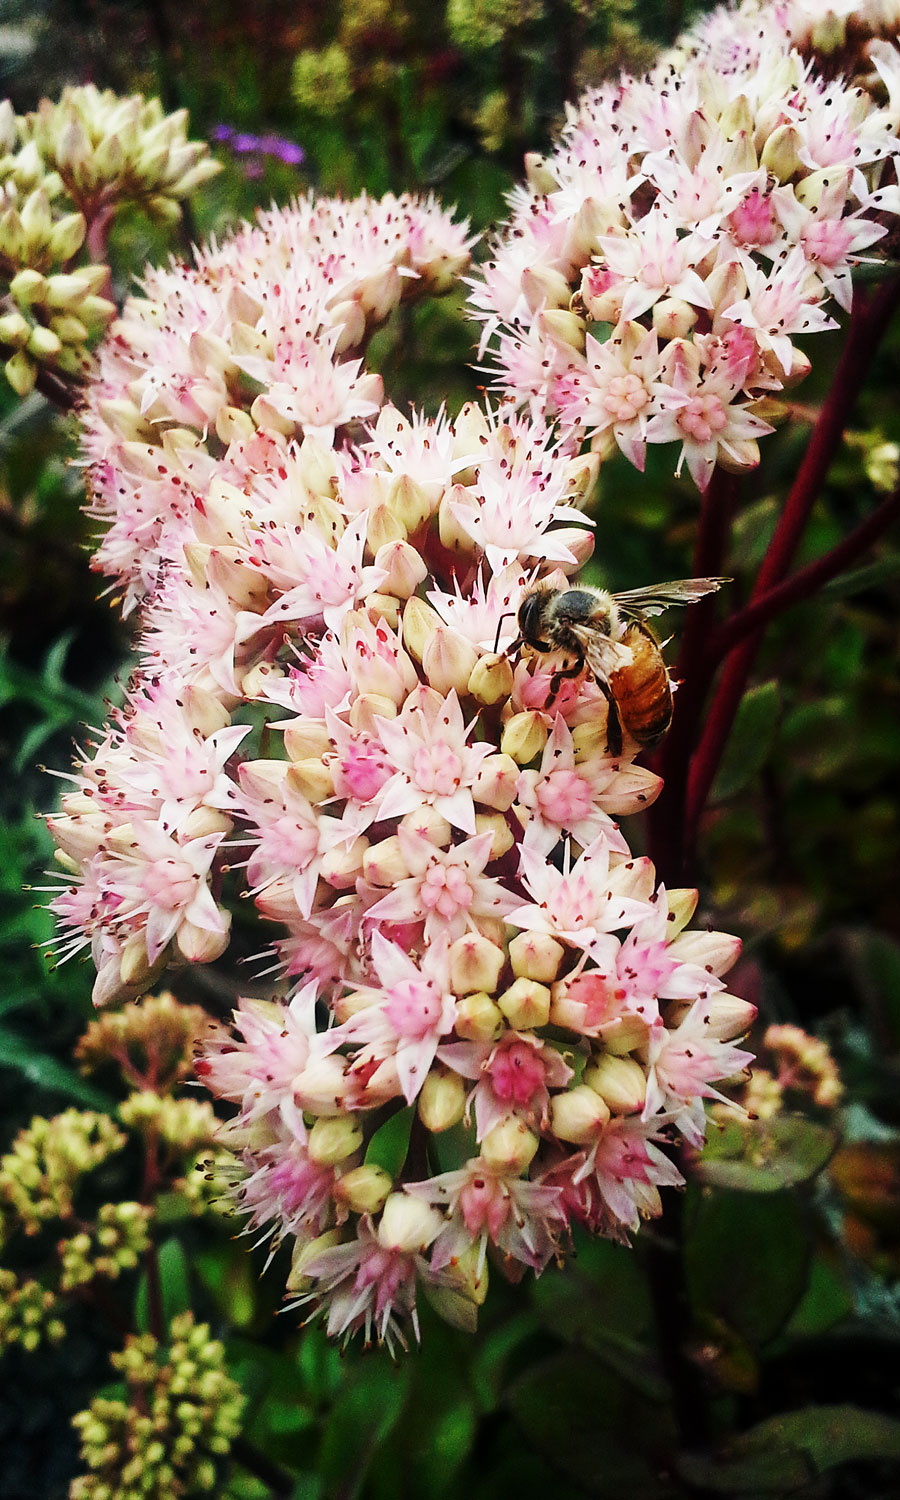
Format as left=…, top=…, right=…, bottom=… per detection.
left=286, top=758, right=334, bottom=804
left=307, top=1116, right=363, bottom=1166
left=438, top=488, right=479, bottom=554
left=400, top=808, right=452, bottom=846
left=390, top=474, right=434, bottom=533
left=175, top=915, right=231, bottom=965
left=402, top=595, right=442, bottom=663
left=539, top=308, right=586, bottom=354
left=449, top=932, right=506, bottom=996
left=472, top=753, right=519, bottom=811
left=422, top=625, right=479, bottom=696
left=653, top=298, right=698, bottom=339
left=377, top=1193, right=443, bottom=1253
left=508, top=932, right=564, bottom=984
left=287, top=1230, right=342, bottom=1290
left=474, top=812, right=514, bottom=861
left=583, top=1054, right=646, bottom=1113
left=363, top=835, right=409, bottom=888
left=374, top=539, right=427, bottom=598
left=366, top=503, right=407, bottom=554
left=468, top=652, right=515, bottom=707
left=319, top=837, right=368, bottom=890
left=760, top=123, right=803, bottom=182
left=497, top=977, right=551, bottom=1030
left=418, top=1068, right=466, bottom=1132
left=455, top=992, right=504, bottom=1042
left=283, top=718, right=332, bottom=762
left=550, top=1085, right=610, bottom=1145
left=333, top=1164, right=392, bottom=1216
left=501, top=711, right=548, bottom=765
left=481, top=1118, right=539, bottom=1174
left=665, top=888, right=699, bottom=937
left=524, top=152, right=560, bottom=194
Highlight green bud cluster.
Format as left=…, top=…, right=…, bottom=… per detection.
left=0, top=1267, right=66, bottom=1352
left=0, top=1110, right=126, bottom=1235
left=58, top=1201, right=152, bottom=1292
left=292, top=44, right=355, bottom=114
left=76, top=991, right=214, bottom=1091
left=119, top=1092, right=217, bottom=1156
left=446, top=0, right=542, bottom=52
left=71, top=1314, right=244, bottom=1500
left=174, top=1150, right=234, bottom=1218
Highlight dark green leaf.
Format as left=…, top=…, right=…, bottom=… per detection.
left=364, top=1103, right=415, bottom=1176
left=684, top=1189, right=811, bottom=1347
left=696, top=1114, right=838, bottom=1192
left=678, top=1405, right=900, bottom=1493
left=712, top=680, right=781, bottom=801
left=318, top=1362, right=412, bottom=1499
left=0, top=1026, right=114, bottom=1108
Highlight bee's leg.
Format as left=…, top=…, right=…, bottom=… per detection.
left=595, top=679, right=623, bottom=757
left=548, top=649, right=585, bottom=701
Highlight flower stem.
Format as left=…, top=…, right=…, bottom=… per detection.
left=683, top=275, right=900, bottom=853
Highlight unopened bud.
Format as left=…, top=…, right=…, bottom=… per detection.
left=653, top=298, right=697, bottom=339
left=418, top=1068, right=466, bottom=1132
left=363, top=835, right=408, bottom=887
left=176, top=915, right=231, bottom=964
left=583, top=1054, right=646, bottom=1112
left=468, top=652, right=515, bottom=706
left=307, top=1115, right=363, bottom=1165
left=665, top=887, right=698, bottom=937
left=334, top=1164, right=392, bottom=1215
left=524, top=151, right=559, bottom=193
left=539, top=308, right=586, bottom=353
left=378, top=1192, right=443, bottom=1253
left=501, top=711, right=547, bottom=765
left=700, top=994, right=757, bottom=1040
left=474, top=812, right=514, bottom=860
left=4, top=350, right=35, bottom=395
left=400, top=808, right=452, bottom=846
left=119, top=934, right=153, bottom=987
left=287, top=1230, right=342, bottom=1290
left=10, top=268, right=48, bottom=306
left=438, top=488, right=479, bottom=554
left=455, top=991, right=504, bottom=1042
left=349, top=692, right=397, bottom=734
left=390, top=474, right=433, bottom=533
left=810, top=10, right=846, bottom=52
left=366, top=502, right=407, bottom=553
left=375, top=539, right=427, bottom=598
left=402, top=595, right=442, bottom=662
left=760, top=123, right=803, bottom=182
left=481, top=1118, right=539, bottom=1174
left=27, top=324, right=63, bottom=361
left=215, top=404, right=256, bottom=444
left=473, top=752, right=520, bottom=811
left=550, top=1085, right=610, bottom=1145
left=497, top=977, right=551, bottom=1030
left=422, top=625, right=479, bottom=696
left=286, top=758, right=334, bottom=803
left=320, top=837, right=368, bottom=889
left=365, top=593, right=401, bottom=630
left=0, top=311, right=31, bottom=349
left=508, top=932, right=564, bottom=983
left=293, top=1056, right=348, bottom=1115
left=449, top=933, right=506, bottom=996
left=522, top=264, right=572, bottom=313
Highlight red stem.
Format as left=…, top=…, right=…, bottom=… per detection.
left=684, top=275, right=900, bottom=851
left=711, top=485, right=900, bottom=657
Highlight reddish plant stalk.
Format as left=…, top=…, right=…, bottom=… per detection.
left=683, top=275, right=900, bottom=854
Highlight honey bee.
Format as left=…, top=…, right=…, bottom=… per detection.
left=514, top=577, right=729, bottom=756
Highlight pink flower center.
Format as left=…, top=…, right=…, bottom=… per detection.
left=338, top=740, right=391, bottom=802
left=677, top=392, right=728, bottom=444
left=263, top=816, right=319, bottom=869
left=602, top=373, right=649, bottom=423
left=384, top=977, right=445, bottom=1039
left=412, top=742, right=462, bottom=797
left=564, top=970, right=628, bottom=1026
left=802, top=218, right=853, bottom=268
left=536, top=767, right=594, bottom=825
left=489, top=1041, right=546, bottom=1106
left=419, top=860, right=474, bottom=918
left=141, top=856, right=197, bottom=909
left=729, top=189, right=778, bottom=246
left=460, top=1174, right=511, bottom=1239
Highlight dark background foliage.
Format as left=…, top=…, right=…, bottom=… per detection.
left=2, top=1, right=900, bottom=1497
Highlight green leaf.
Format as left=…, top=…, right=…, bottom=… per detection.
left=364, top=1103, right=415, bottom=1176
left=712, top=679, right=781, bottom=801
left=696, top=1114, right=838, bottom=1193
left=0, top=1026, right=114, bottom=1108
left=135, top=1237, right=192, bottom=1332
left=684, top=1189, right=811, bottom=1347
left=318, top=1361, right=412, bottom=1499
left=677, top=1405, right=900, bottom=1493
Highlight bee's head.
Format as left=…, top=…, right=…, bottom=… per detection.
left=517, top=588, right=554, bottom=651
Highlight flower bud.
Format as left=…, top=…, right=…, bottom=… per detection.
left=286, top=758, right=334, bottom=803
left=0, top=311, right=32, bottom=349
left=583, top=1054, right=646, bottom=1113
left=281, top=718, right=331, bottom=762
left=48, top=211, right=87, bottom=262
left=760, top=123, right=803, bottom=182
left=602, top=1016, right=651, bottom=1055
left=333, top=1164, right=392, bottom=1216
left=562, top=451, right=601, bottom=507
left=377, top=1192, right=443, bottom=1253
left=418, top=1068, right=466, bottom=1132
left=181, top=807, right=232, bottom=839
left=399, top=808, right=452, bottom=846
left=215, top=405, right=256, bottom=444
left=363, top=835, right=409, bottom=888
left=119, top=934, right=153, bottom=987
left=481, top=1118, right=539, bottom=1174
left=366, top=503, right=407, bottom=554
left=364, top=593, right=400, bottom=630
left=293, top=1056, right=349, bottom=1115
left=438, top=488, right=479, bottom=554
left=522, top=264, right=572, bottom=313
left=349, top=692, right=397, bottom=733
left=422, top=625, right=479, bottom=696
left=508, top=932, right=564, bottom=983
left=389, top=474, right=433, bottom=533
left=4, top=351, right=35, bottom=395
left=653, top=298, right=697, bottom=339
left=449, top=933, right=506, bottom=996
left=501, top=711, right=548, bottom=765
left=539, top=308, right=586, bottom=353
left=27, top=324, right=63, bottom=361
left=320, top=837, right=368, bottom=889
left=402, top=595, right=442, bottom=662
left=455, top=991, right=504, bottom=1042
left=468, top=652, right=515, bottom=706
left=375, top=539, right=427, bottom=598
left=176, top=915, right=231, bottom=965
left=665, top=887, right=698, bottom=937
left=497, top=977, right=551, bottom=1030
left=10, top=268, right=48, bottom=307
left=550, top=1085, right=610, bottom=1145
left=474, top=812, right=514, bottom=861
left=472, top=752, right=519, bottom=811
left=287, top=1230, right=342, bottom=1289
left=699, top=994, right=757, bottom=1040
left=524, top=151, right=560, bottom=193
left=307, top=1115, right=363, bottom=1165
left=669, top=929, right=741, bottom=975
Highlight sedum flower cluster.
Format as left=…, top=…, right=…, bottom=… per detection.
left=470, top=0, right=900, bottom=489
left=0, top=87, right=216, bottom=396
left=71, top=1314, right=244, bottom=1500
left=45, top=184, right=754, bottom=1346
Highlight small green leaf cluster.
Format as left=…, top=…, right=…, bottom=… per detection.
left=70, top=1314, right=244, bottom=1500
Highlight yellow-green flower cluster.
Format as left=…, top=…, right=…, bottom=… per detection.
left=58, top=1201, right=152, bottom=1293
left=446, top=0, right=541, bottom=51
left=71, top=1314, right=244, bottom=1500
left=173, top=1149, right=234, bottom=1218
left=292, top=42, right=355, bottom=115
left=76, top=991, right=214, bottom=1092
left=119, top=1092, right=218, bottom=1157
left=0, top=1267, right=66, bottom=1352
left=20, top=86, right=220, bottom=223
left=0, top=1110, right=126, bottom=1235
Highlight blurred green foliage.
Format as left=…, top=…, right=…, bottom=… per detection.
left=2, top=1, right=900, bottom=1498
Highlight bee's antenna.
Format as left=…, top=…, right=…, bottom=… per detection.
left=493, top=611, right=519, bottom=654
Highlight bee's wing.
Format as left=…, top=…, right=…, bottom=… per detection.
left=612, top=577, right=730, bottom=619
left=566, top=620, right=635, bottom=683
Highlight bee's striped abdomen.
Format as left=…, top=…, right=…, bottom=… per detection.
left=609, top=624, right=673, bottom=749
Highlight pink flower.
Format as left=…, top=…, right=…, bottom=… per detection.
left=366, top=828, right=520, bottom=944
left=438, top=1031, right=573, bottom=1139
left=408, top=1159, right=566, bottom=1273
left=374, top=688, right=494, bottom=834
